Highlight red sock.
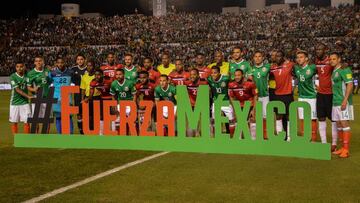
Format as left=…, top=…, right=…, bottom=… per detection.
left=263, top=119, right=268, bottom=140
left=11, top=123, right=18, bottom=134
left=229, top=125, right=235, bottom=138
left=24, top=123, right=30, bottom=133
left=299, top=120, right=304, bottom=136
left=343, top=131, right=351, bottom=150
left=311, top=120, right=317, bottom=142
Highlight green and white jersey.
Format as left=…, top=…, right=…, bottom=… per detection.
left=26, top=68, right=52, bottom=98
left=154, top=84, right=177, bottom=104
left=124, top=66, right=138, bottom=83
left=207, top=75, right=230, bottom=101
left=229, top=60, right=252, bottom=80
left=294, top=64, right=317, bottom=99
left=10, top=73, right=28, bottom=105
left=332, top=67, right=353, bottom=106
left=110, top=79, right=136, bottom=101
left=251, top=63, right=270, bottom=97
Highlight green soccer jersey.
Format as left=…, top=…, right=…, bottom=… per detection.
left=10, top=73, right=29, bottom=105
left=294, top=64, right=317, bottom=99
left=229, top=60, right=252, bottom=80
left=251, top=63, right=270, bottom=97
left=124, top=66, right=138, bottom=83
left=207, top=75, right=230, bottom=100
left=26, top=68, right=52, bottom=97
left=332, top=67, right=353, bottom=106
left=110, top=79, right=136, bottom=101
left=154, top=84, right=177, bottom=104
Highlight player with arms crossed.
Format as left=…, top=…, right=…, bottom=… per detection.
left=168, top=59, right=190, bottom=86
left=229, top=47, right=252, bottom=80
left=100, top=52, right=122, bottom=80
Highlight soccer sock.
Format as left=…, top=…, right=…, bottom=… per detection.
left=286, top=121, right=291, bottom=141
left=56, top=117, right=62, bottom=134
left=11, top=123, right=18, bottom=134
left=77, top=119, right=83, bottom=134
left=276, top=120, right=283, bottom=135
left=70, top=118, right=74, bottom=134
left=229, top=124, right=235, bottom=138
left=24, top=123, right=30, bottom=133
left=299, top=120, right=304, bottom=136
left=99, top=121, right=104, bottom=135
left=311, top=120, right=317, bottom=142
left=263, top=119, right=268, bottom=140
left=331, top=122, right=338, bottom=146
left=318, top=121, right=327, bottom=144
left=342, top=127, right=351, bottom=151
left=250, top=123, right=256, bottom=140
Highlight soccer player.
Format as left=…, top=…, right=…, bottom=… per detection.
left=270, top=50, right=294, bottom=140
left=315, top=44, right=338, bottom=150
left=9, top=62, right=32, bottom=134
left=208, top=51, right=229, bottom=75
left=110, top=68, right=137, bottom=134
left=207, top=66, right=233, bottom=136
left=100, top=52, right=122, bottom=79
left=294, top=51, right=318, bottom=142
left=194, top=53, right=211, bottom=80
left=330, top=52, right=354, bottom=158
left=141, top=57, right=160, bottom=84
left=353, top=63, right=359, bottom=94
left=50, top=57, right=75, bottom=134
left=27, top=56, right=52, bottom=133
left=72, top=54, right=87, bottom=134
left=157, top=52, right=176, bottom=76
left=80, top=60, right=98, bottom=131
left=168, top=59, right=190, bottom=85
left=123, top=53, right=138, bottom=83
left=269, top=50, right=278, bottom=102
left=89, top=69, right=114, bottom=135
left=184, top=68, right=208, bottom=137
left=229, top=47, right=252, bottom=80
left=251, top=51, right=271, bottom=139
left=228, top=69, right=258, bottom=139
left=154, top=75, right=177, bottom=136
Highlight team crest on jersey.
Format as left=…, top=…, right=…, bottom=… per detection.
left=45, top=72, right=48, bottom=76
left=168, top=92, right=172, bottom=97
left=132, top=72, right=136, bottom=77
left=306, top=69, right=311, bottom=75
left=221, top=82, right=226, bottom=87
left=335, top=72, right=339, bottom=78
left=262, top=67, right=266, bottom=72
left=124, top=87, right=129, bottom=91
left=241, top=65, right=245, bottom=70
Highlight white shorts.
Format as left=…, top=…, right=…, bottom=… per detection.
left=31, top=103, right=49, bottom=118
left=9, top=104, right=31, bottom=123
left=298, top=98, right=317, bottom=120
left=117, top=105, right=131, bottom=116
left=211, top=103, right=234, bottom=120
left=162, top=105, right=177, bottom=118
left=332, top=105, right=354, bottom=121
left=259, top=96, right=269, bottom=118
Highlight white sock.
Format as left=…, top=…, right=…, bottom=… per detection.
left=111, top=121, right=116, bottom=132
left=250, top=123, right=256, bottom=140
left=319, top=121, right=327, bottom=144
left=286, top=121, right=290, bottom=142
left=331, top=122, right=338, bottom=145
left=276, top=120, right=283, bottom=134
left=100, top=121, right=104, bottom=136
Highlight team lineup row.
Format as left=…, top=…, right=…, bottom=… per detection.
left=9, top=45, right=354, bottom=158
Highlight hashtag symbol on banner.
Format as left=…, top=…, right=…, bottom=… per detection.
left=27, top=87, right=58, bottom=134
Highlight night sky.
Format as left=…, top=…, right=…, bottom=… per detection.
left=0, top=0, right=356, bottom=19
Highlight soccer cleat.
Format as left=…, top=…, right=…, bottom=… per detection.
left=339, top=149, right=349, bottom=158
left=331, top=145, right=337, bottom=152
left=332, top=147, right=344, bottom=155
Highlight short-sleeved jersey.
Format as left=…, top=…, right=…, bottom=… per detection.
left=71, top=65, right=87, bottom=86
left=315, top=56, right=333, bottom=94
left=154, top=84, right=177, bottom=104
left=123, top=65, right=138, bottom=83
left=50, top=67, right=74, bottom=113
left=80, top=72, right=96, bottom=97
left=168, top=71, right=190, bottom=86
left=110, top=79, right=136, bottom=101
left=196, top=66, right=212, bottom=80
left=228, top=80, right=258, bottom=107
left=251, top=63, right=270, bottom=97
left=332, top=67, right=353, bottom=106
left=207, top=75, right=230, bottom=101
left=100, top=63, right=122, bottom=79
left=90, top=78, right=113, bottom=99
left=184, top=79, right=208, bottom=106
left=10, top=73, right=28, bottom=105
left=271, top=61, right=294, bottom=95
left=208, top=62, right=229, bottom=75
left=157, top=63, right=176, bottom=76
left=141, top=67, right=160, bottom=84
left=294, top=64, right=317, bottom=99
left=136, top=82, right=156, bottom=101
left=229, top=60, right=252, bottom=80
left=26, top=68, right=52, bottom=98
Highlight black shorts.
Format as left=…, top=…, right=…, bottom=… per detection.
left=316, top=93, right=333, bottom=120
left=74, top=93, right=82, bottom=116
left=273, top=94, right=294, bottom=115
left=269, top=88, right=276, bottom=101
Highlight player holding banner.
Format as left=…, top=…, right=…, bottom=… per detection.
left=330, top=52, right=354, bottom=158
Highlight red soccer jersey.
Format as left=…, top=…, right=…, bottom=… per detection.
left=90, top=78, right=113, bottom=99
left=315, top=56, right=333, bottom=94
left=196, top=66, right=212, bottom=80
left=100, top=63, right=123, bottom=79
left=228, top=80, right=258, bottom=107
left=141, top=67, right=160, bottom=85
left=184, top=79, right=208, bottom=106
left=136, top=82, right=156, bottom=101
left=271, top=61, right=294, bottom=95
left=168, top=71, right=190, bottom=85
